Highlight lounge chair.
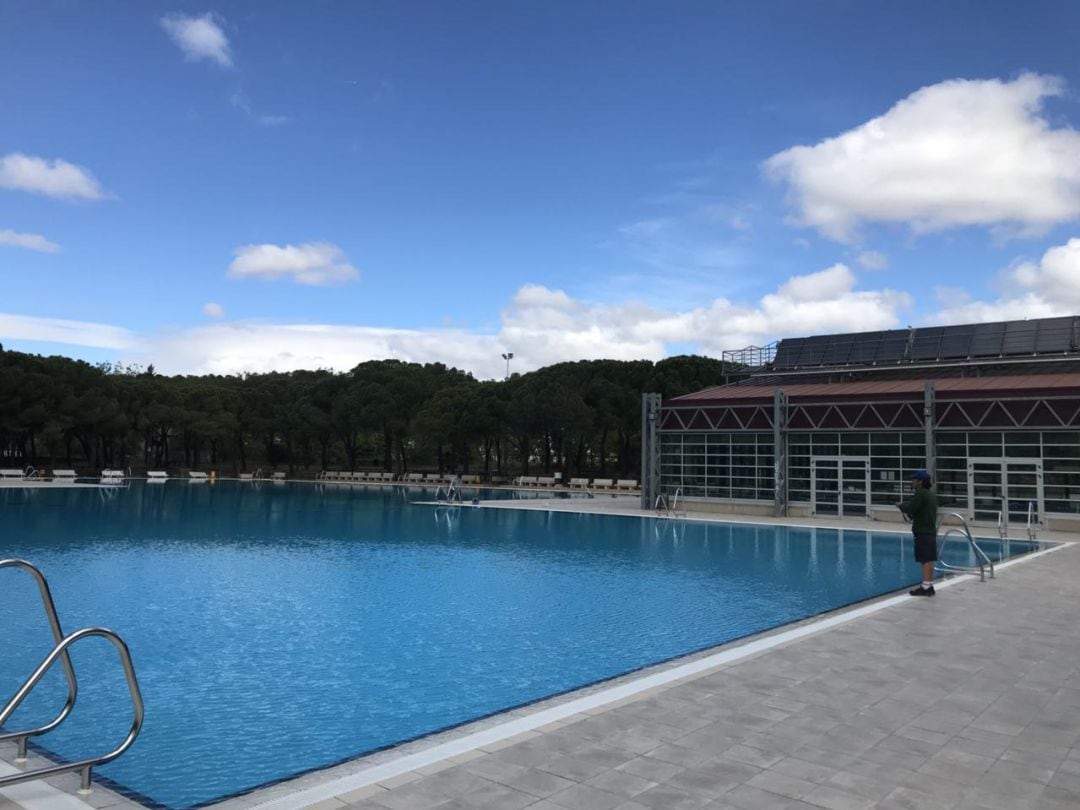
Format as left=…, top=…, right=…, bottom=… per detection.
left=147, top=471, right=168, bottom=481
left=537, top=476, right=557, bottom=487
left=188, top=471, right=208, bottom=482
left=101, top=469, right=124, bottom=479
left=272, top=472, right=286, bottom=481
left=591, top=478, right=614, bottom=490
left=569, top=477, right=589, bottom=489
left=616, top=479, right=639, bottom=491
left=238, top=472, right=254, bottom=480
left=52, top=469, right=77, bottom=480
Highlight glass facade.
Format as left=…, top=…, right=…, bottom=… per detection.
left=659, top=426, right=1080, bottom=519
left=659, top=432, right=774, bottom=501
left=788, top=431, right=926, bottom=507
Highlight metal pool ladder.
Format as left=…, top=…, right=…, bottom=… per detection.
left=0, top=559, right=144, bottom=796
left=936, top=513, right=995, bottom=582
left=654, top=487, right=686, bottom=518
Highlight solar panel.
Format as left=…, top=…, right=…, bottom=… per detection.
left=874, top=329, right=910, bottom=364
left=1002, top=320, right=1038, bottom=356
left=820, top=334, right=855, bottom=365
left=849, top=331, right=884, bottom=364
left=938, top=325, right=974, bottom=359
left=798, top=335, right=830, bottom=366
left=969, top=321, right=1005, bottom=357
left=1035, top=316, right=1074, bottom=354
left=909, top=327, right=944, bottom=361
left=771, top=339, right=802, bottom=369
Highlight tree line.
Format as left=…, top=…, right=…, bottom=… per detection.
left=0, top=346, right=737, bottom=478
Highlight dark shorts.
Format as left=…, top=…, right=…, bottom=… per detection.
left=914, top=532, right=938, bottom=563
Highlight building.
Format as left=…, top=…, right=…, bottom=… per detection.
left=640, top=315, right=1080, bottom=533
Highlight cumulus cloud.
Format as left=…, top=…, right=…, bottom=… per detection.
left=0, top=153, right=106, bottom=200
left=0, top=229, right=61, bottom=253
left=0, top=314, right=134, bottom=350
left=161, top=12, right=232, bottom=67
left=765, top=74, right=1080, bottom=241
left=202, top=302, right=224, bottom=318
left=0, top=265, right=911, bottom=377
left=228, top=242, right=359, bottom=285
left=931, top=237, right=1080, bottom=323
left=856, top=250, right=888, bottom=270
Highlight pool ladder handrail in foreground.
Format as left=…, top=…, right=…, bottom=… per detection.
left=0, top=560, right=77, bottom=754
left=0, top=559, right=144, bottom=795
left=936, top=513, right=995, bottom=582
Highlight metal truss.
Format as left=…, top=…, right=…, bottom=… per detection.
left=663, top=394, right=1080, bottom=434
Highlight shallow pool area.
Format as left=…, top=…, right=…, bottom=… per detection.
left=0, top=482, right=1040, bottom=809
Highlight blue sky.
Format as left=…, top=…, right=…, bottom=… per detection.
left=2, top=1, right=1080, bottom=378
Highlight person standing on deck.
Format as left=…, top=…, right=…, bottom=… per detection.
left=899, top=469, right=938, bottom=597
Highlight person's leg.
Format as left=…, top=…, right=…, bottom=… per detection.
left=910, top=535, right=936, bottom=596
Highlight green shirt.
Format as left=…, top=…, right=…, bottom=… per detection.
left=900, top=486, right=938, bottom=534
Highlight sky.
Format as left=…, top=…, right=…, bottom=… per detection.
left=2, top=0, right=1080, bottom=380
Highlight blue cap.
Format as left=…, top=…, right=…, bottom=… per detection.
left=911, top=469, right=931, bottom=481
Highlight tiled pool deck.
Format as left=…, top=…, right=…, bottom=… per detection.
left=3, top=499, right=1079, bottom=810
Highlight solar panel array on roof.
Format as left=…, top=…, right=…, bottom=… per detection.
left=767, top=315, right=1080, bottom=370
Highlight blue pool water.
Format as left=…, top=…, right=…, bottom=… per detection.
left=0, top=481, right=1038, bottom=809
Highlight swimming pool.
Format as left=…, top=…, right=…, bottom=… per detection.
left=0, top=481, right=1038, bottom=809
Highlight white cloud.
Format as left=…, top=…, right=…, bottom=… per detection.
left=856, top=250, right=888, bottom=270
left=0, top=314, right=133, bottom=350
left=931, top=237, right=1080, bottom=323
left=0, top=229, right=61, bottom=253
left=161, top=12, right=232, bottom=67
left=765, top=74, right=1080, bottom=241
left=0, top=266, right=911, bottom=378
left=228, top=242, right=359, bottom=285
left=0, top=153, right=106, bottom=201
left=202, top=302, right=224, bottom=318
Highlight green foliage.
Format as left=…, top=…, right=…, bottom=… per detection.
left=0, top=346, right=735, bottom=476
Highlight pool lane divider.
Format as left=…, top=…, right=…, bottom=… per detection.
left=245, top=541, right=1070, bottom=810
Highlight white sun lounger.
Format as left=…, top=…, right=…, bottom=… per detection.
left=188, top=471, right=208, bottom=481
left=52, top=469, right=77, bottom=479
left=147, top=471, right=168, bottom=480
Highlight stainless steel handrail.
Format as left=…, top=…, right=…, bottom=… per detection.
left=654, top=488, right=685, bottom=518
left=0, top=626, right=144, bottom=794
left=937, top=512, right=995, bottom=582
left=0, top=559, right=78, bottom=760
left=1027, top=501, right=1037, bottom=540
left=670, top=487, right=685, bottom=517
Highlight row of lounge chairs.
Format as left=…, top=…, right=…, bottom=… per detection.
left=514, top=476, right=640, bottom=491
left=318, top=471, right=484, bottom=485
left=1, top=469, right=290, bottom=483
left=319, top=471, right=397, bottom=482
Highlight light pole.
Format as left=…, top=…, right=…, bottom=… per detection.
left=501, top=352, right=514, bottom=381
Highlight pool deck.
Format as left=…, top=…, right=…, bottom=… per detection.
left=3, top=499, right=1079, bottom=810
